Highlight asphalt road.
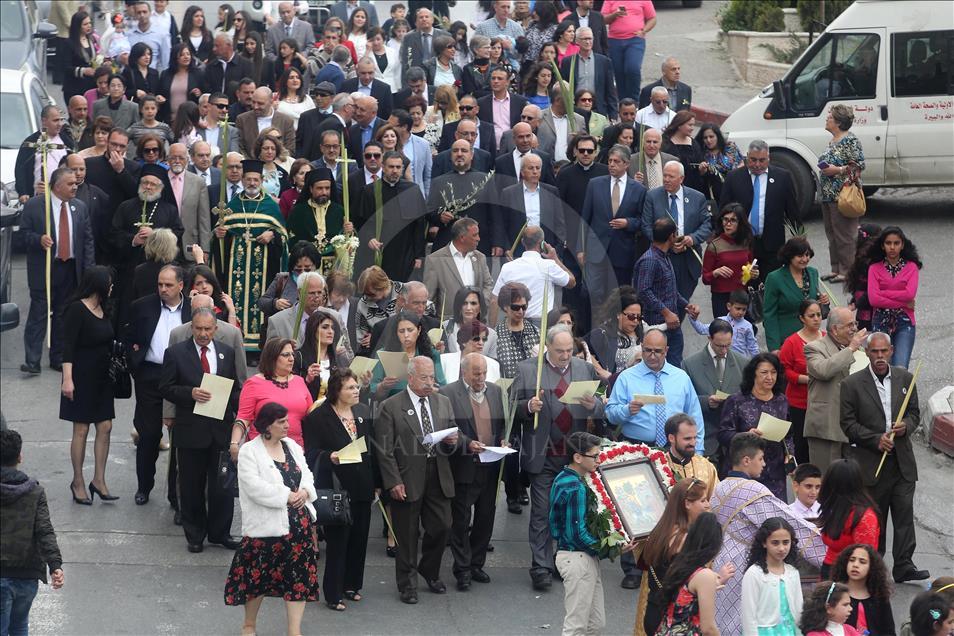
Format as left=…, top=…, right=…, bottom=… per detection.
left=3, top=2, right=951, bottom=633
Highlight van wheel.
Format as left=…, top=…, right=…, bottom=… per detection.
left=770, top=151, right=815, bottom=220
left=862, top=186, right=880, bottom=197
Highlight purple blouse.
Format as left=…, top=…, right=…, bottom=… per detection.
left=717, top=392, right=793, bottom=500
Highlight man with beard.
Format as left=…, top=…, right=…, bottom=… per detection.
left=286, top=168, right=351, bottom=270
left=212, top=160, right=288, bottom=351
left=84, top=129, right=141, bottom=257
left=426, top=139, right=497, bottom=256
left=64, top=154, right=110, bottom=264
left=111, top=163, right=183, bottom=325
left=432, top=120, right=494, bottom=178
left=167, top=143, right=211, bottom=264
left=356, top=151, right=427, bottom=283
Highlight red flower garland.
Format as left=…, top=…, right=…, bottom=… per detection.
left=585, top=442, right=677, bottom=540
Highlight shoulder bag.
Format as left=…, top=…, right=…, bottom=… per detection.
left=313, top=468, right=352, bottom=526
left=217, top=422, right=247, bottom=498
left=837, top=162, right=866, bottom=218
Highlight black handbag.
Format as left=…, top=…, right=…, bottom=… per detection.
left=313, top=471, right=351, bottom=526
left=217, top=450, right=239, bottom=497
left=107, top=340, right=132, bottom=399
left=747, top=282, right=765, bottom=324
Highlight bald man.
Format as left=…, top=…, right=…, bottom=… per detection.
left=235, top=87, right=296, bottom=156
left=431, top=123, right=494, bottom=177
left=342, top=57, right=394, bottom=120
left=66, top=95, right=92, bottom=151
left=492, top=121, right=556, bottom=187
left=65, top=153, right=111, bottom=262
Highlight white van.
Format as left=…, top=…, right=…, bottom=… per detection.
left=722, top=0, right=953, bottom=216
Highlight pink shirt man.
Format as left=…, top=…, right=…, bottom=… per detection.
left=492, top=93, right=511, bottom=146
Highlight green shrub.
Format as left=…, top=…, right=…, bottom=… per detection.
left=719, top=0, right=786, bottom=33
left=797, top=0, right=854, bottom=31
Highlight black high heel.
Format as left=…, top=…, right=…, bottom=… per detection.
left=69, top=483, right=92, bottom=505
left=89, top=482, right=119, bottom=502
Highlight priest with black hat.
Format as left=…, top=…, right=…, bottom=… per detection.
left=111, top=162, right=184, bottom=324
left=212, top=159, right=289, bottom=351
left=286, top=168, right=351, bottom=273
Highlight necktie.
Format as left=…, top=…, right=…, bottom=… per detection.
left=668, top=193, right=678, bottom=229
left=200, top=345, right=210, bottom=374
left=750, top=174, right=762, bottom=235
left=200, top=171, right=208, bottom=184
left=285, top=24, right=292, bottom=37
left=57, top=201, right=70, bottom=261
left=423, top=33, right=432, bottom=60
left=420, top=397, right=435, bottom=456
left=371, top=173, right=377, bottom=182
left=552, top=369, right=573, bottom=456
left=611, top=178, right=621, bottom=216
left=230, top=184, right=238, bottom=200
left=716, top=356, right=725, bottom=383
left=647, top=158, right=659, bottom=189
left=653, top=372, right=667, bottom=447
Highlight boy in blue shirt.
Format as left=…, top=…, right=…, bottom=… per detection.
left=688, top=288, right=760, bottom=357
left=549, top=432, right=637, bottom=635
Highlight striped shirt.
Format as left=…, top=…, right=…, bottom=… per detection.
left=549, top=467, right=600, bottom=555
left=633, top=245, right=688, bottom=325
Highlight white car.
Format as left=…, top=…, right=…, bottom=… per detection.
left=0, top=68, right=54, bottom=206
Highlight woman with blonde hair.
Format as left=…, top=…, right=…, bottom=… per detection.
left=260, top=127, right=295, bottom=172
left=132, top=228, right=179, bottom=299
left=424, top=85, right=460, bottom=153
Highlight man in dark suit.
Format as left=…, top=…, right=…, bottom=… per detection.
left=203, top=35, right=253, bottom=100
left=392, top=67, right=435, bottom=109
left=342, top=58, right=394, bottom=120
left=562, top=0, right=608, bottom=54
left=15, top=105, right=74, bottom=204
left=160, top=308, right=242, bottom=553
left=209, top=151, right=244, bottom=210
left=497, top=153, right=564, bottom=258
left=123, top=265, right=192, bottom=506
left=304, top=93, right=355, bottom=160
left=840, top=332, right=929, bottom=583
left=64, top=154, right=110, bottom=266
left=296, top=83, right=336, bottom=158
left=374, top=356, right=465, bottom=604
left=513, top=325, right=604, bottom=591
left=578, top=144, right=647, bottom=322
left=236, top=87, right=297, bottom=158
left=264, top=1, right=315, bottom=56
left=682, top=320, right=748, bottom=459
left=642, top=161, right=712, bottom=302
left=440, top=353, right=505, bottom=590
left=314, top=46, right=350, bottom=92
left=437, top=96, right=497, bottom=156
left=83, top=129, right=142, bottom=266
left=478, top=67, right=528, bottom=148
left=345, top=94, right=386, bottom=170
left=719, top=140, right=800, bottom=281
left=227, top=79, right=256, bottom=121
left=399, top=7, right=450, bottom=81
left=493, top=122, right=556, bottom=188
left=187, top=141, right=222, bottom=191
left=639, top=57, right=693, bottom=112
left=19, top=168, right=94, bottom=374
left=431, top=127, right=494, bottom=178
left=560, top=26, right=618, bottom=119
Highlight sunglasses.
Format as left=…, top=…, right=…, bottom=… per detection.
left=577, top=147, right=595, bottom=154
left=471, top=336, right=488, bottom=342
left=364, top=152, right=382, bottom=159
left=460, top=105, right=475, bottom=111
left=578, top=97, right=593, bottom=103
left=143, top=147, right=160, bottom=154
left=214, top=103, right=229, bottom=109
left=622, top=312, right=642, bottom=321
left=509, top=304, right=528, bottom=312
left=520, top=116, right=535, bottom=121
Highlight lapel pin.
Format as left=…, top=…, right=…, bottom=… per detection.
left=684, top=197, right=689, bottom=203
left=218, top=353, right=225, bottom=359
left=902, top=387, right=907, bottom=394
left=407, top=409, right=415, bottom=416
left=357, top=416, right=364, bottom=423
left=769, top=177, right=775, bottom=184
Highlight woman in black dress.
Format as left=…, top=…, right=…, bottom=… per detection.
left=301, top=370, right=376, bottom=611
left=61, top=266, right=119, bottom=504
left=662, top=110, right=708, bottom=194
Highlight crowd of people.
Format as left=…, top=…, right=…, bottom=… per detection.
left=2, top=2, right=946, bottom=636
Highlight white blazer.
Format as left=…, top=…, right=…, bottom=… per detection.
left=237, top=436, right=317, bottom=538
left=740, top=563, right=803, bottom=636
left=373, top=46, right=402, bottom=93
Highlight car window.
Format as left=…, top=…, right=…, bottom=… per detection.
left=0, top=93, right=31, bottom=149
left=893, top=30, right=954, bottom=97
left=792, top=34, right=880, bottom=112
left=29, top=78, right=46, bottom=121
left=0, top=0, right=26, bottom=40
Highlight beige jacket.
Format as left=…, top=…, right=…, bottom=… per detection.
left=804, top=335, right=856, bottom=442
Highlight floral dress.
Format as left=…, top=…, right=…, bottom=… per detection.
left=703, top=141, right=743, bottom=201
left=224, top=443, right=320, bottom=604
left=656, top=567, right=703, bottom=635
left=818, top=132, right=866, bottom=202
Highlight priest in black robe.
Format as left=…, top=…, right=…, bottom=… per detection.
left=426, top=140, right=498, bottom=257
left=286, top=168, right=350, bottom=274
left=355, top=151, right=427, bottom=284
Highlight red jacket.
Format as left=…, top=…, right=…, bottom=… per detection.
left=822, top=506, right=879, bottom=565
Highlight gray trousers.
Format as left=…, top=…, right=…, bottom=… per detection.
left=528, top=455, right=567, bottom=576
left=822, top=202, right=858, bottom=275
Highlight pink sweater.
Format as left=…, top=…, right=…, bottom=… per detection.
left=867, top=261, right=918, bottom=325
left=806, top=625, right=861, bottom=636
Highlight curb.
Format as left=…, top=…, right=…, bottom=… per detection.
left=690, top=104, right=730, bottom=126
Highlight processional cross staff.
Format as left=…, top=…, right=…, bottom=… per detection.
left=211, top=116, right=232, bottom=260
left=21, top=130, right=66, bottom=347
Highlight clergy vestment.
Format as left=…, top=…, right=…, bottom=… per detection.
left=425, top=170, right=498, bottom=256
left=286, top=197, right=345, bottom=273
left=355, top=179, right=427, bottom=283
left=213, top=192, right=288, bottom=350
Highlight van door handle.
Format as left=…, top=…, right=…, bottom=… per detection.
left=880, top=105, right=888, bottom=120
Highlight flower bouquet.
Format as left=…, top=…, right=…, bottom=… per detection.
left=330, top=233, right=359, bottom=278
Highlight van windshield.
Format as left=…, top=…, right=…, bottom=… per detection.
left=0, top=0, right=26, bottom=41
left=791, top=33, right=880, bottom=112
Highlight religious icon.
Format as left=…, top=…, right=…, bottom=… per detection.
left=598, top=458, right=670, bottom=539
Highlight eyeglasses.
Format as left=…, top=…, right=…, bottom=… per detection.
left=579, top=452, right=600, bottom=460
left=622, top=312, right=642, bottom=321
left=364, top=152, right=381, bottom=159
left=143, top=147, right=160, bottom=154
left=577, top=147, right=595, bottom=154
left=277, top=351, right=294, bottom=358
left=509, top=304, right=528, bottom=312
left=471, top=336, right=488, bottom=342
left=642, top=347, right=666, bottom=356
left=721, top=217, right=738, bottom=225
left=520, top=115, right=535, bottom=121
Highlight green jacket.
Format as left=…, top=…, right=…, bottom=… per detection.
left=0, top=467, right=62, bottom=582
left=763, top=265, right=821, bottom=351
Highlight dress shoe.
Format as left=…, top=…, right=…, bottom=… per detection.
left=386, top=545, right=397, bottom=558
left=20, top=363, right=40, bottom=375
left=531, top=571, right=552, bottom=591
left=399, top=589, right=418, bottom=604
left=486, top=543, right=495, bottom=552
left=895, top=568, right=930, bottom=583
left=456, top=577, right=471, bottom=591
left=134, top=491, right=149, bottom=505
left=173, top=511, right=182, bottom=526
left=69, top=483, right=92, bottom=505
left=131, top=431, right=139, bottom=446
left=187, top=543, right=204, bottom=553
left=89, top=482, right=119, bottom=501
left=425, top=579, right=446, bottom=594
left=210, top=536, right=242, bottom=550
left=49, top=361, right=62, bottom=372
left=507, top=500, right=522, bottom=514
left=621, top=575, right=640, bottom=589
left=471, top=568, right=491, bottom=584
left=519, top=494, right=530, bottom=505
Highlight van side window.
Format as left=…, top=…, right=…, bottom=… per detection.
left=893, top=30, right=953, bottom=97
left=792, top=34, right=880, bottom=112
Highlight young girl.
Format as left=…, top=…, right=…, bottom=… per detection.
left=818, top=459, right=880, bottom=578
left=801, top=582, right=861, bottom=636
left=831, top=543, right=895, bottom=636
left=908, top=592, right=954, bottom=636
left=741, top=518, right=803, bottom=636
